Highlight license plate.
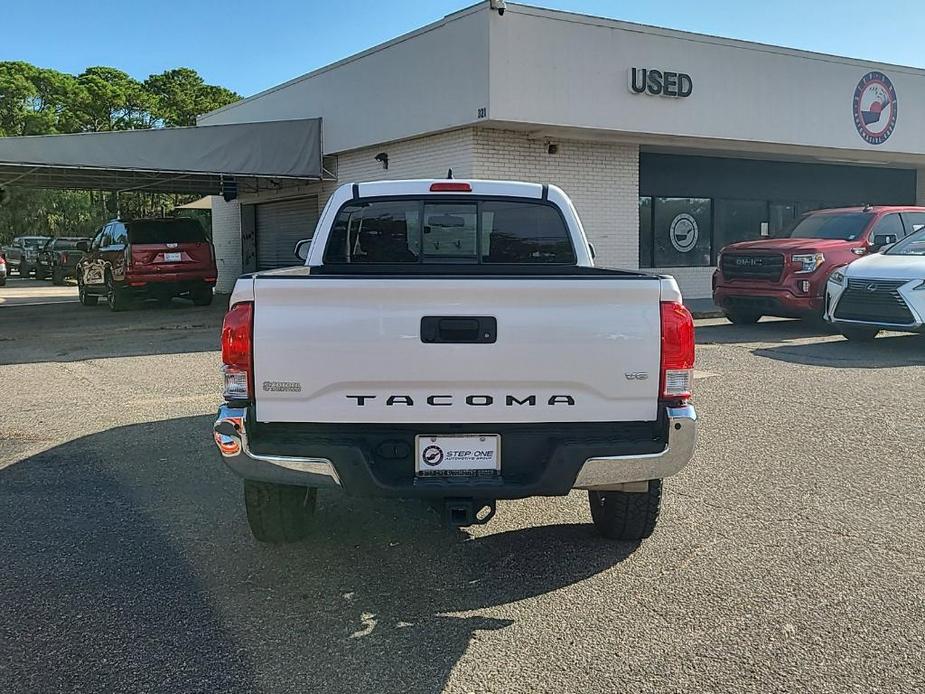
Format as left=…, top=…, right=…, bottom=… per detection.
left=415, top=434, right=500, bottom=477
left=163, top=252, right=182, bottom=262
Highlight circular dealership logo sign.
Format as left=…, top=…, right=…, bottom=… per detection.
left=853, top=71, right=897, bottom=145
left=421, top=445, right=444, bottom=467
left=669, top=213, right=699, bottom=253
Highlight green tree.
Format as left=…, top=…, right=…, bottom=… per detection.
left=144, top=68, right=239, bottom=127
left=0, top=188, right=110, bottom=241
left=0, top=61, right=81, bottom=135
left=74, top=66, right=155, bottom=131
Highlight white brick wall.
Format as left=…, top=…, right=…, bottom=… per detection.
left=210, top=196, right=242, bottom=294
left=472, top=129, right=639, bottom=272
left=318, top=129, right=477, bottom=209
left=334, top=129, right=475, bottom=184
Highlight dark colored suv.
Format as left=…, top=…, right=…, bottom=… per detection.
left=76, top=218, right=217, bottom=311
left=36, top=237, right=90, bottom=284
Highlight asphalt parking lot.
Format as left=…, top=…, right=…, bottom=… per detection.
left=0, top=276, right=79, bottom=307
left=1, top=278, right=923, bottom=694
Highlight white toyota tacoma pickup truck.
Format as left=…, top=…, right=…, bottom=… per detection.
left=213, top=179, right=697, bottom=543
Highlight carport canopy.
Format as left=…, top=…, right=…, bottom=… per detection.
left=0, top=118, right=324, bottom=194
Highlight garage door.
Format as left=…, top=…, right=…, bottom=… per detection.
left=254, top=196, right=319, bottom=270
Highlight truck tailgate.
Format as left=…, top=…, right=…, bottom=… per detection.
left=252, top=276, right=662, bottom=424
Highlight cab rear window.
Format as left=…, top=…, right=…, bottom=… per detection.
left=127, top=219, right=207, bottom=244
left=323, top=198, right=575, bottom=264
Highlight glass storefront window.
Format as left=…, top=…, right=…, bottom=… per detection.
left=653, top=197, right=712, bottom=267
left=639, top=191, right=896, bottom=268
left=769, top=202, right=797, bottom=237
left=715, top=199, right=767, bottom=253
left=797, top=200, right=824, bottom=215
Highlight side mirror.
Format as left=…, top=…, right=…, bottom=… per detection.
left=870, top=234, right=897, bottom=252
left=76, top=241, right=89, bottom=252
left=294, top=238, right=312, bottom=261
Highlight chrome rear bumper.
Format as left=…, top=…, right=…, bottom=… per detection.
left=213, top=404, right=697, bottom=492
left=572, top=405, right=697, bottom=490
left=214, top=407, right=342, bottom=488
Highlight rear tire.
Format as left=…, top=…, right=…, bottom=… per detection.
left=106, top=274, right=128, bottom=312
left=588, top=480, right=662, bottom=541
left=244, top=481, right=317, bottom=543
left=839, top=326, right=879, bottom=342
left=190, top=284, right=213, bottom=306
left=78, top=280, right=98, bottom=306
left=724, top=310, right=761, bottom=325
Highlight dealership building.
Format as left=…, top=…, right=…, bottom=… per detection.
left=3, top=2, right=925, bottom=297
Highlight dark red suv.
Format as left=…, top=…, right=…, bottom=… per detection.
left=713, top=206, right=925, bottom=323
left=77, top=218, right=217, bottom=311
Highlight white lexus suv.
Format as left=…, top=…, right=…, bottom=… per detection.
left=826, top=226, right=925, bottom=340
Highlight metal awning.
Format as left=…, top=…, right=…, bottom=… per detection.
left=0, top=118, right=324, bottom=194
left=175, top=196, right=213, bottom=210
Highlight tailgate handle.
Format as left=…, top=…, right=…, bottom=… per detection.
left=421, top=316, right=497, bottom=344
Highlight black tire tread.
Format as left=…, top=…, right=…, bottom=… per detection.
left=191, top=285, right=213, bottom=306
left=106, top=274, right=128, bottom=312
left=588, top=480, right=662, bottom=541
left=78, top=282, right=98, bottom=306
left=725, top=310, right=761, bottom=325
left=244, top=481, right=317, bottom=544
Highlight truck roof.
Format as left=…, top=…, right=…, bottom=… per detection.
left=351, top=179, right=550, bottom=199
left=808, top=205, right=925, bottom=215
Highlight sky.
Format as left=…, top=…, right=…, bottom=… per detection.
left=2, top=0, right=924, bottom=97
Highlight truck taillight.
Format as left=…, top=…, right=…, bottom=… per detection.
left=221, top=301, right=254, bottom=401
left=660, top=301, right=695, bottom=401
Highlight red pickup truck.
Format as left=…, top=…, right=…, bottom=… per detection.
left=713, top=206, right=925, bottom=323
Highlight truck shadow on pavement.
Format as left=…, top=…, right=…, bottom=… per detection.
left=752, top=332, right=925, bottom=369
left=0, top=299, right=227, bottom=366
left=0, top=416, right=636, bottom=693
left=696, top=318, right=835, bottom=345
